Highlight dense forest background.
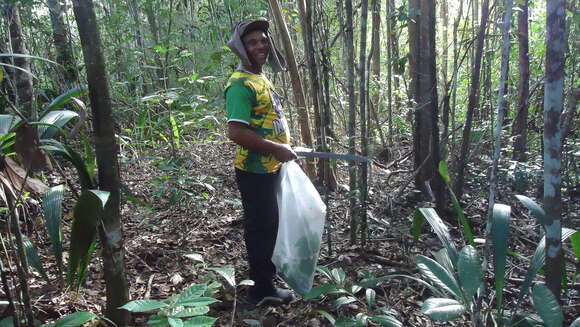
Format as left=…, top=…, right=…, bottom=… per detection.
left=0, top=0, right=578, bottom=326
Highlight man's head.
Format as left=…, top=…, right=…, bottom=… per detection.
left=227, top=19, right=286, bottom=73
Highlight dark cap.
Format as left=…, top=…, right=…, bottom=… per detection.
left=236, top=19, right=269, bottom=38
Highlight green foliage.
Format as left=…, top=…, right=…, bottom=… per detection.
left=411, top=197, right=578, bottom=326
left=120, top=282, right=219, bottom=327
left=304, top=266, right=402, bottom=327
left=67, top=189, right=110, bottom=289
left=40, top=312, right=98, bottom=327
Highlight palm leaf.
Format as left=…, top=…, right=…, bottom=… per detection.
left=415, top=208, right=458, bottom=265
left=68, top=190, right=109, bottom=289
left=42, top=185, right=65, bottom=278
left=416, top=255, right=462, bottom=299
left=492, top=203, right=511, bottom=312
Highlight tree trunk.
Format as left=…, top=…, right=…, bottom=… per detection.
left=144, top=0, right=165, bottom=88
left=268, top=0, right=316, bottom=178
left=370, top=0, right=383, bottom=147
left=71, top=1, right=130, bottom=325
left=4, top=3, right=35, bottom=120
left=47, top=0, right=78, bottom=90
left=543, top=0, right=565, bottom=303
left=453, top=0, right=490, bottom=201
left=358, top=0, right=369, bottom=246
left=345, top=0, right=358, bottom=244
left=127, top=0, right=149, bottom=95
left=408, top=0, right=445, bottom=208
left=386, top=0, right=393, bottom=146
left=512, top=0, right=530, bottom=162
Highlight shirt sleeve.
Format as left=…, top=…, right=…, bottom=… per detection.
left=226, top=85, right=253, bottom=124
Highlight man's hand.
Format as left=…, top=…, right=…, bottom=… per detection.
left=273, top=143, right=297, bottom=162
left=228, top=122, right=296, bottom=162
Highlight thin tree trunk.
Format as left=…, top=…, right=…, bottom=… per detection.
left=144, top=0, right=164, bottom=88
left=127, top=0, right=149, bottom=95
left=543, top=0, right=565, bottom=303
left=370, top=0, right=383, bottom=147
left=358, top=0, right=369, bottom=246
left=4, top=4, right=35, bottom=120
left=386, top=0, right=393, bottom=146
left=345, top=0, right=358, bottom=244
left=47, top=0, right=78, bottom=90
left=453, top=0, right=490, bottom=201
left=72, top=1, right=130, bottom=325
left=512, top=0, right=530, bottom=162
left=268, top=0, right=316, bottom=178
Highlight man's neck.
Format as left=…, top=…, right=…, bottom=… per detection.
left=242, top=63, right=262, bottom=74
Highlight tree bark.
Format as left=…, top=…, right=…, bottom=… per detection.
left=268, top=0, right=316, bottom=178
left=47, top=0, right=78, bottom=90
left=543, top=0, right=565, bottom=303
left=4, top=3, right=35, bottom=120
left=370, top=0, right=383, bottom=147
left=453, top=0, right=490, bottom=201
left=408, top=0, right=445, bottom=208
left=358, top=0, right=369, bottom=246
left=71, top=1, right=130, bottom=325
left=345, top=0, right=358, bottom=244
left=512, top=0, right=530, bottom=162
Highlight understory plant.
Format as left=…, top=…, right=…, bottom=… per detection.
left=304, top=266, right=402, bottom=327
left=410, top=196, right=580, bottom=327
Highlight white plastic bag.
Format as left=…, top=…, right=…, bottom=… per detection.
left=272, top=161, right=326, bottom=296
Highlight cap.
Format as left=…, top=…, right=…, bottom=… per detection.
left=236, top=19, right=269, bottom=38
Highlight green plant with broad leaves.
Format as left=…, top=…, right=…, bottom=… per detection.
left=410, top=196, right=580, bottom=327
left=304, top=266, right=402, bottom=327
left=0, top=86, right=113, bottom=290
left=0, top=311, right=99, bottom=327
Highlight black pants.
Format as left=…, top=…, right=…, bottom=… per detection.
left=235, top=168, right=279, bottom=296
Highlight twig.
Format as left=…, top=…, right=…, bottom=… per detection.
left=126, top=249, right=156, bottom=272
left=145, top=274, right=155, bottom=299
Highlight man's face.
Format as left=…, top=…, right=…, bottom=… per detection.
left=242, top=30, right=269, bottom=66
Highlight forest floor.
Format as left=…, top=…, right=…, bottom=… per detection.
left=24, top=131, right=580, bottom=326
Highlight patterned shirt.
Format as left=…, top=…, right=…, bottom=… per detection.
left=225, top=71, right=290, bottom=173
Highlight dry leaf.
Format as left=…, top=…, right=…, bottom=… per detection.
left=14, top=123, right=51, bottom=172
left=3, top=157, right=49, bottom=194
left=169, top=273, right=184, bottom=285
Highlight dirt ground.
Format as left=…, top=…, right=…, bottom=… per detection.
left=18, top=134, right=580, bottom=326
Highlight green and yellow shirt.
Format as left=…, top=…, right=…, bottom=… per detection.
left=225, top=71, right=290, bottom=173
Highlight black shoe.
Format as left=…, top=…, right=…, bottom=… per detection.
left=247, top=287, right=295, bottom=307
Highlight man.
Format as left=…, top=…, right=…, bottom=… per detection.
left=225, top=19, right=296, bottom=305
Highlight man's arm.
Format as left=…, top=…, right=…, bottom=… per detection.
left=227, top=121, right=297, bottom=162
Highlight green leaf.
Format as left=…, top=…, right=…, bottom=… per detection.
left=169, top=114, right=180, bottom=148
left=369, top=315, right=402, bottom=327
left=570, top=232, right=580, bottom=261
left=21, top=235, right=49, bottom=281
left=515, top=228, right=577, bottom=312
left=171, top=306, right=209, bottom=318
left=416, top=255, right=462, bottom=299
left=365, top=288, right=376, bottom=307
left=168, top=317, right=184, bottom=327
left=433, top=248, right=455, bottom=276
left=415, top=208, right=458, bottom=264
left=178, top=284, right=207, bottom=303
left=331, top=268, right=346, bottom=285
left=68, top=190, right=110, bottom=288
left=41, top=140, right=94, bottom=189
left=208, top=267, right=235, bottom=287
left=410, top=209, right=425, bottom=246
left=304, top=284, right=334, bottom=300
left=492, top=203, right=511, bottom=311
left=532, top=284, right=563, bottom=327
left=515, top=195, right=548, bottom=225
left=178, top=297, right=220, bottom=307
left=335, top=318, right=359, bottom=327
left=569, top=317, right=580, bottom=327
left=52, top=312, right=98, bottom=327
left=421, top=298, right=465, bottom=322
left=41, top=87, right=88, bottom=116
left=334, top=296, right=357, bottom=307
left=0, top=114, right=20, bottom=137
left=316, top=266, right=333, bottom=280
left=457, top=245, right=483, bottom=300
left=182, top=316, right=217, bottom=327
left=314, top=310, right=336, bottom=325
left=38, top=110, right=79, bottom=139
left=119, top=300, right=169, bottom=312
left=43, top=185, right=65, bottom=277
left=238, top=280, right=254, bottom=286
left=439, top=162, right=474, bottom=246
